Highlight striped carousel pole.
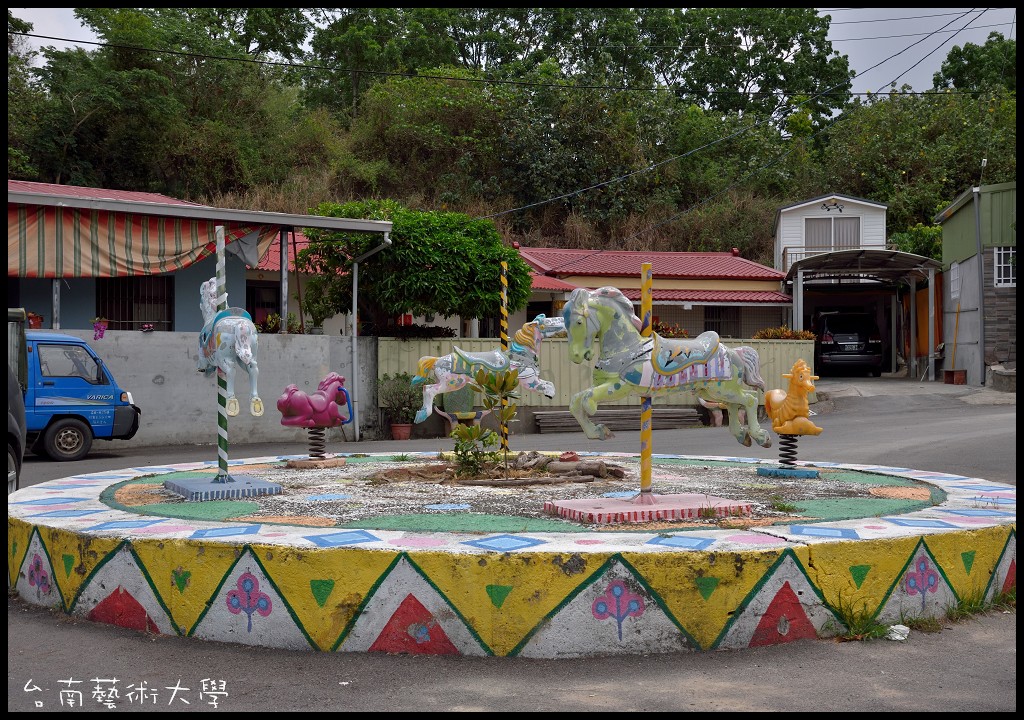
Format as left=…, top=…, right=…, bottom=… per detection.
left=639, top=262, right=654, bottom=501
left=499, top=261, right=509, bottom=454
left=213, top=226, right=232, bottom=483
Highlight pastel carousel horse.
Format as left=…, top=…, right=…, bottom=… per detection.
left=411, top=314, right=566, bottom=424
left=562, top=286, right=771, bottom=448
left=197, top=277, right=264, bottom=417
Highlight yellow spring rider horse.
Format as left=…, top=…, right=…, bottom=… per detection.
left=563, top=286, right=771, bottom=448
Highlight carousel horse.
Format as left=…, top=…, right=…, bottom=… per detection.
left=562, top=286, right=771, bottom=448
left=411, top=314, right=566, bottom=424
left=197, top=277, right=264, bottom=417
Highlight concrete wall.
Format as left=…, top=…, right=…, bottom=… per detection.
left=31, top=330, right=814, bottom=449
left=35, top=330, right=383, bottom=448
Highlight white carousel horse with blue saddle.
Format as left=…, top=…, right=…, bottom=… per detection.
left=411, top=314, right=566, bottom=424
left=562, top=286, right=771, bottom=448
left=197, top=277, right=264, bottom=417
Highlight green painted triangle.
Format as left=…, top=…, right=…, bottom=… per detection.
left=10, top=541, right=15, bottom=558
left=63, top=554, right=75, bottom=577
left=961, top=550, right=976, bottom=575
left=485, top=584, right=513, bottom=608
left=310, top=579, right=335, bottom=608
left=695, top=576, right=719, bottom=600
left=849, top=564, right=871, bottom=588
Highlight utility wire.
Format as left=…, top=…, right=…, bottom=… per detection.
left=480, top=8, right=983, bottom=225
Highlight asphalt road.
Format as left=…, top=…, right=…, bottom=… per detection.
left=8, top=377, right=1016, bottom=712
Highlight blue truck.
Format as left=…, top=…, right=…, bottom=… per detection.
left=20, top=330, right=141, bottom=462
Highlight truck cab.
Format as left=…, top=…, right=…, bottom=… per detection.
left=8, top=309, right=27, bottom=492
left=24, top=331, right=141, bottom=461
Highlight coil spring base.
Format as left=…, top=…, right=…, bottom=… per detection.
left=778, top=434, right=799, bottom=466
left=306, top=427, right=327, bottom=459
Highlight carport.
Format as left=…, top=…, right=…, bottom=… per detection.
left=786, top=249, right=943, bottom=380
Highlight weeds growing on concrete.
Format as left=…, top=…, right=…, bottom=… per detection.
left=768, top=494, right=799, bottom=513
left=827, top=595, right=889, bottom=641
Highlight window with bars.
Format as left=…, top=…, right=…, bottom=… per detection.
left=95, top=276, right=175, bottom=330
left=994, top=247, right=1016, bottom=287
left=246, top=282, right=281, bottom=328
left=704, top=306, right=741, bottom=338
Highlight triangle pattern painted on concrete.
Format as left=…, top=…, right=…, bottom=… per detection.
left=717, top=552, right=840, bottom=650
left=747, top=581, right=820, bottom=647
left=88, top=587, right=161, bottom=634
left=985, top=533, right=1016, bottom=604
left=876, top=542, right=958, bottom=625
left=73, top=544, right=175, bottom=635
left=516, top=557, right=693, bottom=658
left=485, top=584, right=513, bottom=609
left=339, top=556, right=487, bottom=656
left=191, top=549, right=311, bottom=650
left=368, top=593, right=460, bottom=655
left=14, top=530, right=64, bottom=610
left=849, top=564, right=871, bottom=589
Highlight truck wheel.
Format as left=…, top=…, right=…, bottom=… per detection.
left=7, top=445, right=18, bottom=494
left=42, top=419, right=93, bottom=461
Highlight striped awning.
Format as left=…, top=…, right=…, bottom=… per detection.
left=8, top=204, right=279, bottom=278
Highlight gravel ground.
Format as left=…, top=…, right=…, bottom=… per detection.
left=130, top=452, right=933, bottom=531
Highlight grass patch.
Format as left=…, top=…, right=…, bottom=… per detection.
left=827, top=595, right=889, bottom=641
left=768, top=494, right=799, bottom=513
left=390, top=453, right=413, bottom=462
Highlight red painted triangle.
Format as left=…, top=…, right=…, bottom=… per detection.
left=368, top=593, right=460, bottom=655
left=748, top=581, right=819, bottom=648
left=88, top=586, right=160, bottom=634
left=1000, top=559, right=1016, bottom=595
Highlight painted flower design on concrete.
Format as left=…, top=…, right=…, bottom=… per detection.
left=226, top=571, right=272, bottom=632
left=905, top=556, right=940, bottom=611
left=28, top=553, right=52, bottom=598
left=592, top=579, right=645, bottom=641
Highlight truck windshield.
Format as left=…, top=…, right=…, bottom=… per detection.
left=38, top=344, right=105, bottom=384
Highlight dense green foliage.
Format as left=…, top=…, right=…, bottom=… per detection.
left=297, top=200, right=533, bottom=331
left=7, top=9, right=1017, bottom=266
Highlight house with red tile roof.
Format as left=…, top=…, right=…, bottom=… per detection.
left=516, top=245, right=791, bottom=339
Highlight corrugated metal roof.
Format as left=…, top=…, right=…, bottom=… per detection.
left=7, top=179, right=200, bottom=206
left=258, top=231, right=309, bottom=272
left=616, top=288, right=792, bottom=304
left=517, top=246, right=783, bottom=279
left=531, top=272, right=579, bottom=292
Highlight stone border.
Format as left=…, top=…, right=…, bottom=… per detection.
left=8, top=452, right=1016, bottom=658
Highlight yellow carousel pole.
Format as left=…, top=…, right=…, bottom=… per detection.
left=639, top=262, right=654, bottom=502
left=499, top=261, right=509, bottom=454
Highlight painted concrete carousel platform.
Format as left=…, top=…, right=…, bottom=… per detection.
left=7, top=451, right=1016, bottom=658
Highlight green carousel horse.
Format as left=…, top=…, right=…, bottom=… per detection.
left=562, top=286, right=771, bottom=448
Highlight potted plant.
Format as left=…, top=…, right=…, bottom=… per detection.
left=378, top=372, right=422, bottom=440
left=92, top=316, right=109, bottom=340
left=302, top=292, right=334, bottom=335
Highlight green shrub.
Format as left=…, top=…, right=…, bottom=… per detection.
left=752, top=325, right=816, bottom=340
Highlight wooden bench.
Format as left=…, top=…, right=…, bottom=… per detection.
left=533, top=408, right=700, bottom=433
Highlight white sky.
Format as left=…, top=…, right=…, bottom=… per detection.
left=11, top=7, right=1018, bottom=95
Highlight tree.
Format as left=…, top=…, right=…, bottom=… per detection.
left=297, top=200, right=533, bottom=334
left=933, top=32, right=1016, bottom=93
left=8, top=11, right=45, bottom=177
left=820, top=88, right=1016, bottom=233
left=889, top=223, right=943, bottom=261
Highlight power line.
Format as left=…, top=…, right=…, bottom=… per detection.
left=476, top=8, right=986, bottom=223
